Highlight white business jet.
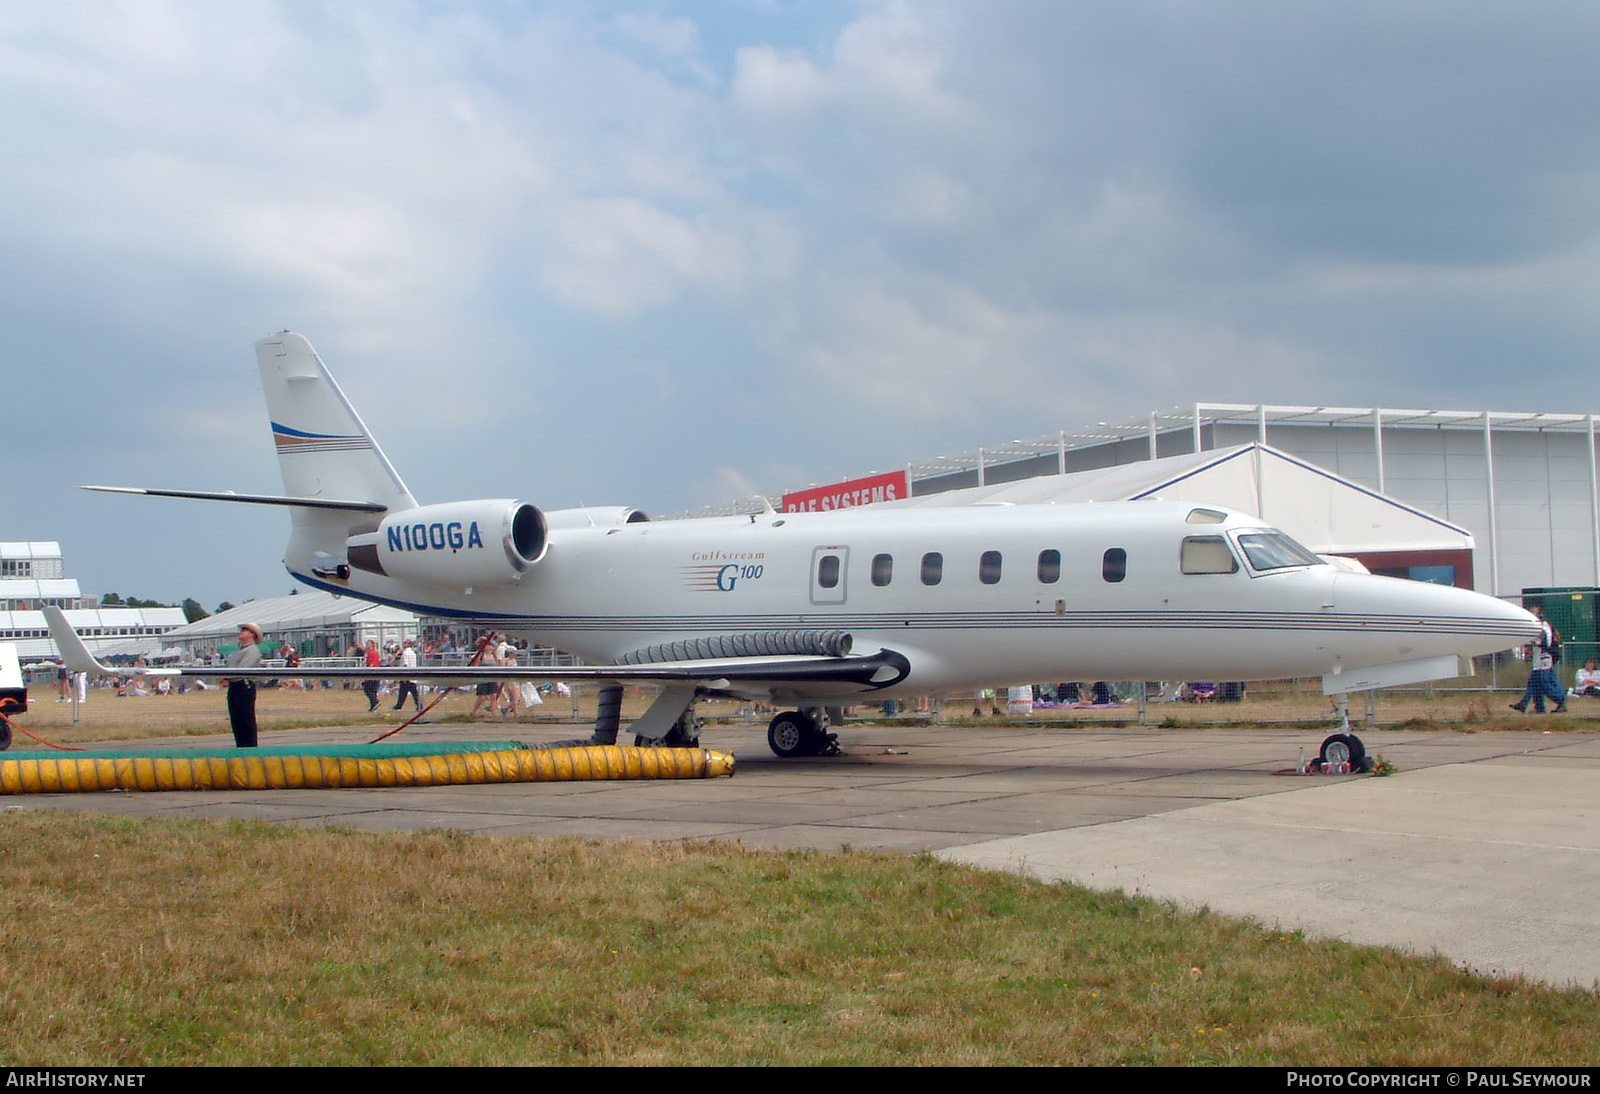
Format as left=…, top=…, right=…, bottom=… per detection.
left=56, top=332, right=1539, bottom=768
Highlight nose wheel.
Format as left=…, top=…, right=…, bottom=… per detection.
left=1313, top=732, right=1371, bottom=773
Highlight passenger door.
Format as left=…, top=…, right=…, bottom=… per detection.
left=810, top=546, right=849, bottom=605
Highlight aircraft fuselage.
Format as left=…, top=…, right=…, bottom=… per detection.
left=287, top=499, right=1535, bottom=698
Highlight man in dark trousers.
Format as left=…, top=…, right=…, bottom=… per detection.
left=226, top=622, right=264, bottom=747
left=391, top=638, right=421, bottom=712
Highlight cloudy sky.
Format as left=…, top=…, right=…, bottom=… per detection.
left=6, top=1, right=1600, bottom=609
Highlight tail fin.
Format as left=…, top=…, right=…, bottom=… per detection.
left=255, top=332, right=417, bottom=513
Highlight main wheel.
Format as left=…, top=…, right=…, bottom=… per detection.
left=638, top=714, right=702, bottom=749
left=768, top=712, right=815, bottom=758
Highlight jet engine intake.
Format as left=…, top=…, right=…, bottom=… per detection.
left=347, top=499, right=547, bottom=586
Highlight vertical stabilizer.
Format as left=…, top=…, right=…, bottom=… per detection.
left=255, top=332, right=417, bottom=513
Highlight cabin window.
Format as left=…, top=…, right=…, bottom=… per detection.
left=921, top=552, right=943, bottom=585
left=818, top=555, right=841, bottom=589
left=979, top=551, right=1002, bottom=585
left=1037, top=549, right=1061, bottom=583
left=1236, top=532, right=1322, bottom=572
left=1180, top=536, right=1239, bottom=575
left=1102, top=547, right=1127, bottom=583
left=871, top=553, right=894, bottom=586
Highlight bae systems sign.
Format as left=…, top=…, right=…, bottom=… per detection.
left=782, top=471, right=908, bottom=513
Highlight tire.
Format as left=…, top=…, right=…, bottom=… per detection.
left=768, top=712, right=814, bottom=758
left=1346, top=733, right=1372, bottom=773
left=1318, top=733, right=1367, bottom=773
left=662, top=717, right=701, bottom=748
left=0, top=716, right=10, bottom=751
left=636, top=721, right=701, bottom=749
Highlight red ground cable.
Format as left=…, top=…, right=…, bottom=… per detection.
left=368, top=631, right=499, bottom=744
left=0, top=710, right=85, bottom=752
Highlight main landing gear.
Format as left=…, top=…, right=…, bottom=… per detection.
left=636, top=706, right=702, bottom=748
left=541, top=683, right=703, bottom=749
left=767, top=708, right=840, bottom=758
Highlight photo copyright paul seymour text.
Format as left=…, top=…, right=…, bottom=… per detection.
left=1287, top=1074, right=1591, bottom=1088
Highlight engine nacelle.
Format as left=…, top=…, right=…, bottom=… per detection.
left=347, top=500, right=547, bottom=588
left=542, top=506, right=651, bottom=530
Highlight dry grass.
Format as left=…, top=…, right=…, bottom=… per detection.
left=15, top=676, right=1598, bottom=750
left=8, top=685, right=664, bottom=747
left=0, top=811, right=1594, bottom=1066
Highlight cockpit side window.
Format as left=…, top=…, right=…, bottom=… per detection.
left=1180, top=536, right=1239, bottom=575
left=1236, top=532, right=1323, bottom=572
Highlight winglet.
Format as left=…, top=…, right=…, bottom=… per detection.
left=43, top=607, right=114, bottom=675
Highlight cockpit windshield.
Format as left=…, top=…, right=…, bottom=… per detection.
left=1235, top=531, right=1323, bottom=572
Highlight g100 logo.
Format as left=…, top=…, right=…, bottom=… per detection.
left=681, top=559, right=767, bottom=593
left=716, top=563, right=764, bottom=590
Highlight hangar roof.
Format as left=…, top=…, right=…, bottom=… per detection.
left=904, top=403, right=1600, bottom=479
left=881, top=443, right=1471, bottom=555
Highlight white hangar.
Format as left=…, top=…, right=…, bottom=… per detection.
left=900, top=404, right=1600, bottom=599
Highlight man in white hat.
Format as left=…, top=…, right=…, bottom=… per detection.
left=225, top=622, right=264, bottom=747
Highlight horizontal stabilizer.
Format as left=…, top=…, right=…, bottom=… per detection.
left=44, top=607, right=115, bottom=675
left=81, top=485, right=387, bottom=513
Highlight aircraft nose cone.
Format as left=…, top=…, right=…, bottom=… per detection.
left=1458, top=588, right=1543, bottom=643
left=1332, top=573, right=1543, bottom=657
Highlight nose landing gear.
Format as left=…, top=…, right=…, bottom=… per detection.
left=1309, top=695, right=1373, bottom=773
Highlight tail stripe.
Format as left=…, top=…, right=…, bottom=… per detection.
left=271, top=423, right=372, bottom=453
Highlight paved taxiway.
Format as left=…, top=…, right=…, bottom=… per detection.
left=7, top=721, right=1598, bottom=987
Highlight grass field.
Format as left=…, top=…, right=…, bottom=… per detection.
left=1, top=810, right=1596, bottom=1066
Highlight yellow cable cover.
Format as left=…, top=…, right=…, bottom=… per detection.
left=0, top=745, right=735, bottom=795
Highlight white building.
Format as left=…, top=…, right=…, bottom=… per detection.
left=0, top=542, right=187, bottom=662
left=160, top=592, right=419, bottom=662
left=904, top=405, right=1600, bottom=599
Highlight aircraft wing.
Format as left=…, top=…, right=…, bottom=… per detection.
left=43, top=608, right=911, bottom=697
